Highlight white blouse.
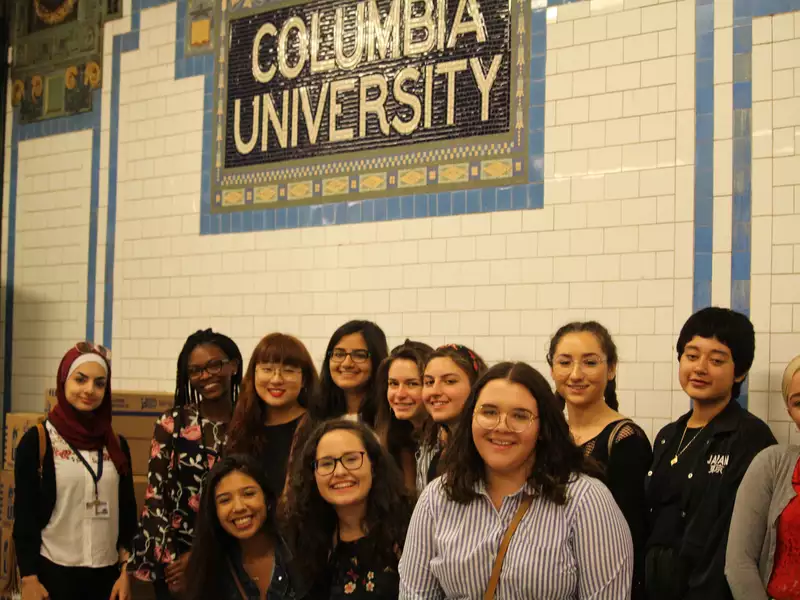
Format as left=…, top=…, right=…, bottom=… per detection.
left=40, top=422, right=120, bottom=567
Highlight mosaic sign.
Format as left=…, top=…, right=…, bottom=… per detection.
left=213, top=0, right=529, bottom=211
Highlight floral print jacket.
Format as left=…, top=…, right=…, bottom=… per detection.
left=128, top=404, right=226, bottom=582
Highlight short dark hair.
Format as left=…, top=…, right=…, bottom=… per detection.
left=441, top=362, right=600, bottom=506
left=546, top=321, right=619, bottom=411
left=676, top=307, right=755, bottom=400
left=184, top=454, right=277, bottom=600
left=281, top=419, right=412, bottom=582
left=318, top=320, right=389, bottom=426
left=374, top=340, right=434, bottom=462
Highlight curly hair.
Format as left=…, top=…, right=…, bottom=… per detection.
left=318, top=320, right=389, bottom=427
left=441, top=361, right=601, bottom=506
left=184, top=454, right=277, bottom=600
left=226, top=332, right=320, bottom=458
left=281, top=419, right=412, bottom=582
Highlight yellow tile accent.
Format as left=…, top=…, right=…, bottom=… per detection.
left=254, top=186, right=278, bottom=204
left=360, top=173, right=387, bottom=192
left=323, top=177, right=349, bottom=196
left=287, top=181, right=313, bottom=200
left=222, top=189, right=245, bottom=206
left=439, top=163, right=469, bottom=184
left=398, top=168, right=426, bottom=188
left=191, top=19, right=212, bottom=47
left=481, top=159, right=513, bottom=180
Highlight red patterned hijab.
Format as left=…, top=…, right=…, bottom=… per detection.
left=47, top=345, right=129, bottom=475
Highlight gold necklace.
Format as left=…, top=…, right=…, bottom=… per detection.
left=670, top=424, right=707, bottom=466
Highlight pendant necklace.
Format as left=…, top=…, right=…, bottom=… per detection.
left=670, top=423, right=707, bottom=466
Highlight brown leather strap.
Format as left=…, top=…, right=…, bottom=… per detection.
left=484, top=493, right=533, bottom=600
left=606, top=419, right=633, bottom=457
left=36, top=422, right=47, bottom=477
left=228, top=559, right=249, bottom=600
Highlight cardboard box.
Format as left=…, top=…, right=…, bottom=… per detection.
left=3, top=413, right=44, bottom=470
left=128, top=438, right=152, bottom=477
left=45, top=388, right=173, bottom=416
left=0, top=472, right=13, bottom=526
left=114, top=415, right=158, bottom=442
left=0, top=526, right=12, bottom=591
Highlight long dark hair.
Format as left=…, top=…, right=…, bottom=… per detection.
left=282, top=419, right=412, bottom=582
left=422, top=344, right=487, bottom=447
left=318, top=320, right=388, bottom=426
left=442, top=362, right=600, bottom=506
left=546, top=321, right=619, bottom=411
left=184, top=454, right=277, bottom=600
left=226, top=333, right=320, bottom=458
left=175, top=329, right=243, bottom=408
left=374, top=340, right=434, bottom=465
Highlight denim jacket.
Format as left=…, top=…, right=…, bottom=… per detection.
left=223, top=537, right=312, bottom=600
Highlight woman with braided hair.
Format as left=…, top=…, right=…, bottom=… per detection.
left=128, top=329, right=242, bottom=600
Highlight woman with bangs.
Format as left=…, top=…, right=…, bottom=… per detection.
left=421, top=344, right=487, bottom=489
left=226, top=333, right=321, bottom=499
left=374, top=340, right=434, bottom=494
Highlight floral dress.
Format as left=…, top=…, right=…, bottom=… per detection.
left=314, top=535, right=399, bottom=600
left=128, top=404, right=226, bottom=582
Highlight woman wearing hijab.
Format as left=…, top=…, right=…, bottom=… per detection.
left=13, top=342, right=137, bottom=600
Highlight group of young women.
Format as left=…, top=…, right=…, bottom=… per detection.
left=11, top=310, right=800, bottom=600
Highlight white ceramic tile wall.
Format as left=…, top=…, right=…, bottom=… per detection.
left=0, top=1, right=797, bottom=445
left=750, top=11, right=800, bottom=446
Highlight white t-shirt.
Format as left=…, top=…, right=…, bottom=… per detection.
left=40, top=421, right=120, bottom=567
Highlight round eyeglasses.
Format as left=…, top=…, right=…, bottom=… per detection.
left=474, top=405, right=538, bottom=433
left=313, top=451, right=366, bottom=475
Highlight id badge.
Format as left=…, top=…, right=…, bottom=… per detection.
left=87, top=499, right=110, bottom=519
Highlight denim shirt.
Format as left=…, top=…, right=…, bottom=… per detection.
left=224, top=538, right=311, bottom=600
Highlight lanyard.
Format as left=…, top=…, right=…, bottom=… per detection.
left=64, top=440, right=104, bottom=502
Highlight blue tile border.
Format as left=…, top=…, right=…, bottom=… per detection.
left=730, top=0, right=800, bottom=407
left=3, top=90, right=103, bottom=410
left=693, top=0, right=714, bottom=313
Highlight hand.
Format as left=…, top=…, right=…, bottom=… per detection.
left=21, top=575, right=49, bottom=600
left=164, top=552, right=190, bottom=594
left=109, top=571, right=131, bottom=600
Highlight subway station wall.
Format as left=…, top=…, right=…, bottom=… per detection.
left=2, top=0, right=800, bottom=444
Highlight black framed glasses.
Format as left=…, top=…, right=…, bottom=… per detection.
left=474, top=405, right=538, bottom=433
left=313, top=451, right=366, bottom=475
left=75, top=341, right=111, bottom=361
left=329, top=348, right=370, bottom=364
left=187, top=358, right=230, bottom=380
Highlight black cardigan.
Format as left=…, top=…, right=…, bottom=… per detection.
left=12, top=422, right=138, bottom=577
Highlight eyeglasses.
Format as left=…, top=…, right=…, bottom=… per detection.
left=75, top=341, right=111, bottom=360
left=257, top=364, right=302, bottom=380
left=552, top=357, right=606, bottom=375
left=474, top=405, right=538, bottom=433
left=313, top=451, right=366, bottom=475
left=187, top=358, right=231, bottom=380
left=329, top=348, right=370, bottom=364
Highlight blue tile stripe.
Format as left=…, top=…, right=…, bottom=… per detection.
left=694, top=0, right=714, bottom=313
left=3, top=90, right=103, bottom=411
left=730, top=0, right=800, bottom=409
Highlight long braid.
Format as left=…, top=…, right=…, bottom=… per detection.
left=174, top=329, right=243, bottom=408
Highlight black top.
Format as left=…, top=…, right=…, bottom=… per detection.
left=644, top=400, right=777, bottom=600
left=257, top=416, right=303, bottom=497
left=582, top=419, right=652, bottom=600
left=311, top=534, right=399, bottom=600
left=220, top=538, right=311, bottom=600
left=12, top=423, right=138, bottom=577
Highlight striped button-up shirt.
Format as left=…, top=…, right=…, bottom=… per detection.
left=399, top=475, right=632, bottom=599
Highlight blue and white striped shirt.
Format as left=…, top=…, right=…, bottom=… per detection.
left=399, top=475, right=632, bottom=600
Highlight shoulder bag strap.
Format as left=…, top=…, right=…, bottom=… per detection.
left=484, top=493, right=533, bottom=600
left=36, top=422, right=47, bottom=478
left=228, top=559, right=249, bottom=600
left=606, top=419, right=634, bottom=457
